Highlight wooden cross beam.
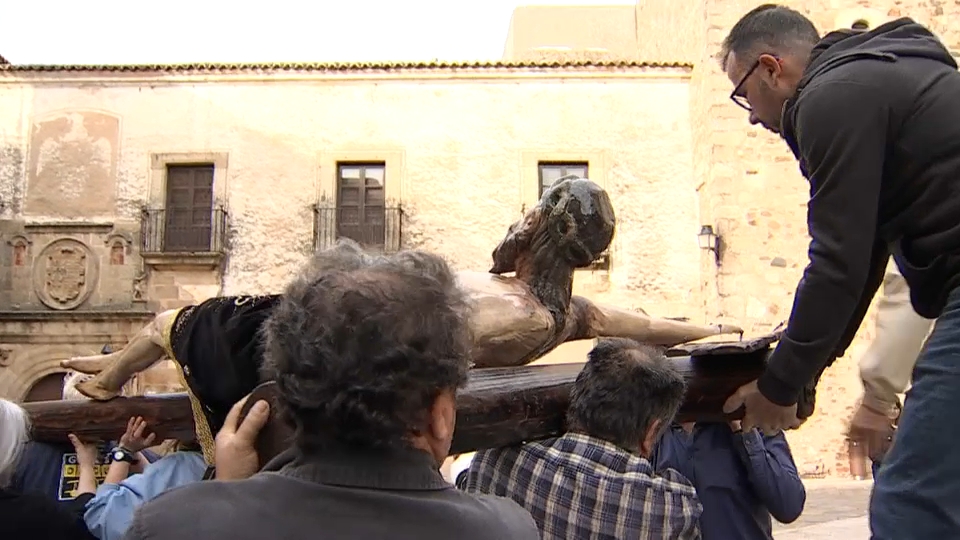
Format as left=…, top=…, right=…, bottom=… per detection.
left=22, top=333, right=777, bottom=456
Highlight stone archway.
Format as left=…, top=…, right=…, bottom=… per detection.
left=0, top=311, right=156, bottom=401
left=23, top=372, right=66, bottom=402
left=0, top=344, right=101, bottom=401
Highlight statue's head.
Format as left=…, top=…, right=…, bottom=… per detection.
left=491, top=176, right=616, bottom=274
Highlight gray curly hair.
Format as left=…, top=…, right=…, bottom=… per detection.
left=260, top=239, right=473, bottom=453
left=0, top=399, right=30, bottom=487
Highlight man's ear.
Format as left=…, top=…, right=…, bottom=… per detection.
left=639, top=418, right=664, bottom=458
left=758, top=53, right=783, bottom=80
left=429, top=391, right=457, bottom=443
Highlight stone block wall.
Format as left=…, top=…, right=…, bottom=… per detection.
left=0, top=220, right=143, bottom=312
left=689, top=0, right=960, bottom=476
left=145, top=270, right=222, bottom=313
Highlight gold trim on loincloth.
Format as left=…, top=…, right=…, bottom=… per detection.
left=160, top=308, right=217, bottom=466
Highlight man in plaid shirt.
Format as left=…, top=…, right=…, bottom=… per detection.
left=461, top=337, right=703, bottom=539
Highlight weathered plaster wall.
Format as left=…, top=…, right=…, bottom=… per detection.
left=503, top=5, right=640, bottom=60
left=2, top=70, right=703, bottom=319
left=0, top=67, right=709, bottom=397
left=634, top=0, right=702, bottom=64
left=0, top=84, right=26, bottom=220
left=25, top=110, right=120, bottom=218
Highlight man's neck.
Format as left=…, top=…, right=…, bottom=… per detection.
left=409, top=436, right=444, bottom=469
left=514, top=253, right=575, bottom=327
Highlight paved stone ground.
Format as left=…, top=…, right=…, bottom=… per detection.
left=776, top=517, right=869, bottom=539
left=772, top=479, right=872, bottom=539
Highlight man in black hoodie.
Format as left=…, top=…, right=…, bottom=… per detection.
left=716, top=4, right=960, bottom=538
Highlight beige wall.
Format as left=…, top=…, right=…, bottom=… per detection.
left=634, top=0, right=702, bottom=65
left=1, top=67, right=702, bottom=311
left=0, top=64, right=708, bottom=397
left=502, top=1, right=702, bottom=65
left=503, top=5, right=639, bottom=61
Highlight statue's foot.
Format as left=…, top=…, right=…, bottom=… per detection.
left=75, top=377, right=122, bottom=401
left=60, top=356, right=110, bottom=374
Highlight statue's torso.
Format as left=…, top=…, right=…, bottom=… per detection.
left=457, top=271, right=557, bottom=368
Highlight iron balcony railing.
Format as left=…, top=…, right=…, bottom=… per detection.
left=140, top=206, right=229, bottom=254
left=313, top=205, right=403, bottom=253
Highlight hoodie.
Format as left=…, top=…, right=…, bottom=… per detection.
left=759, top=18, right=960, bottom=406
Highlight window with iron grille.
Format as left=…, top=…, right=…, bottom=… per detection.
left=163, top=164, right=215, bottom=252
left=538, top=162, right=589, bottom=197
left=337, top=163, right=387, bottom=249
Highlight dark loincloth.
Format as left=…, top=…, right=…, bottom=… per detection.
left=160, top=294, right=282, bottom=464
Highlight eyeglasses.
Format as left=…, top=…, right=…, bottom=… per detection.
left=729, top=59, right=761, bottom=111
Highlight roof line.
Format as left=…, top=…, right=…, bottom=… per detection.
left=0, top=59, right=693, bottom=73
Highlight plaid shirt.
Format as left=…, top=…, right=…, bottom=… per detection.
left=462, top=432, right=702, bottom=539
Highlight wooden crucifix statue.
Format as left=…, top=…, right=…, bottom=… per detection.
left=61, top=176, right=743, bottom=463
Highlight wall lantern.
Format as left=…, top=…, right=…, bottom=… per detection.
left=698, top=225, right=722, bottom=265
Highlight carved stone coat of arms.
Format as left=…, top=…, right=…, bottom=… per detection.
left=45, top=245, right=87, bottom=305
left=32, top=238, right=97, bottom=311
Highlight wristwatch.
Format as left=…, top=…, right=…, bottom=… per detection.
left=110, top=446, right=137, bottom=463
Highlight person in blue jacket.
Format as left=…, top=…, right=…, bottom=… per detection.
left=653, top=420, right=805, bottom=540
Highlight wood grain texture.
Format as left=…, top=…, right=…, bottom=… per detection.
left=23, top=334, right=776, bottom=459
left=25, top=391, right=197, bottom=443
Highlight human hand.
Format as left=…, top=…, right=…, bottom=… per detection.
left=214, top=394, right=271, bottom=481
left=119, top=416, right=157, bottom=453
left=723, top=379, right=801, bottom=436
left=728, top=420, right=743, bottom=433
left=846, top=401, right=898, bottom=462
left=67, top=434, right=100, bottom=467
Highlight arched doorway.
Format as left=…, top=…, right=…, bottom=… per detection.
left=23, top=372, right=65, bottom=402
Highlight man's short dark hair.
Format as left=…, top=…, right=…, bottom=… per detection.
left=720, top=4, right=820, bottom=69
left=565, top=338, right=686, bottom=451
left=261, top=239, right=472, bottom=453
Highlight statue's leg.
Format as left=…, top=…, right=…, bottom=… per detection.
left=61, top=309, right=179, bottom=400
left=571, top=297, right=744, bottom=346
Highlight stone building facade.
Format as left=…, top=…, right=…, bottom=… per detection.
left=1, top=0, right=957, bottom=477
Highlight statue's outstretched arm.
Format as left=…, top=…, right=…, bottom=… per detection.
left=569, top=296, right=743, bottom=346
left=60, top=309, right=179, bottom=400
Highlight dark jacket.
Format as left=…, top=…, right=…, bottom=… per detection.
left=0, top=487, right=96, bottom=540
left=759, top=18, right=960, bottom=405
left=122, top=446, right=540, bottom=540
left=653, top=423, right=805, bottom=540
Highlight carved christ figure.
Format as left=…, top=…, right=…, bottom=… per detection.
left=62, top=176, right=742, bottom=462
